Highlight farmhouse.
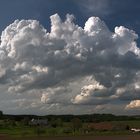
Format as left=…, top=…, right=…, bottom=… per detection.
left=29, top=118, right=48, bottom=126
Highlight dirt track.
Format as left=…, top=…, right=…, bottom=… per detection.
left=0, top=135, right=140, bottom=140
left=0, top=134, right=10, bottom=140
left=1, top=135, right=140, bottom=140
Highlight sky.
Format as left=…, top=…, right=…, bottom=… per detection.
left=0, top=0, right=140, bottom=115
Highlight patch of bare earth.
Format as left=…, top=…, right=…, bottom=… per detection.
left=0, top=134, right=11, bottom=140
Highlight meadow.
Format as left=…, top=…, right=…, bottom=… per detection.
left=0, top=113, right=140, bottom=139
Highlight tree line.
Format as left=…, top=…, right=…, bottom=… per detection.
left=0, top=111, right=140, bottom=122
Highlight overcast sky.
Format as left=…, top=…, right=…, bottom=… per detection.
left=0, top=0, right=140, bottom=115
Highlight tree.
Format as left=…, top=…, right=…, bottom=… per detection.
left=21, top=117, right=30, bottom=126
left=0, top=111, right=3, bottom=117
left=71, top=118, right=82, bottom=132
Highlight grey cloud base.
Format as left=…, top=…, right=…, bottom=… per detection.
left=0, top=14, right=140, bottom=115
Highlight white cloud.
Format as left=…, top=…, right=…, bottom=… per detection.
left=72, top=80, right=107, bottom=104
left=76, top=0, right=112, bottom=17
left=41, top=86, right=66, bottom=104
left=84, top=17, right=109, bottom=34
left=32, top=65, right=49, bottom=73
left=113, top=26, right=138, bottom=55
left=0, top=13, right=140, bottom=114
left=126, top=100, right=140, bottom=109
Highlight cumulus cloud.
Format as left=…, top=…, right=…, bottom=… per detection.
left=72, top=80, right=107, bottom=104
left=41, top=86, right=68, bottom=104
left=126, top=100, right=140, bottom=109
left=0, top=13, right=140, bottom=114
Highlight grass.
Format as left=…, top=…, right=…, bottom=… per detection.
left=111, top=120, right=140, bottom=128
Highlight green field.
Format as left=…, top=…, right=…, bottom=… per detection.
left=0, top=120, right=140, bottom=138
left=1, top=113, right=140, bottom=138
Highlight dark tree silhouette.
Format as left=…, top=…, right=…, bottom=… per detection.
left=0, top=110, right=3, bottom=116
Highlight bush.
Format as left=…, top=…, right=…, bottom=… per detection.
left=126, top=125, right=130, bottom=130
left=63, top=127, right=72, bottom=134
